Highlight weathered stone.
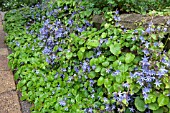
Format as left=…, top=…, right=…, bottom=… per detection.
left=0, top=48, right=8, bottom=55
left=0, top=71, right=16, bottom=93
left=92, top=14, right=170, bottom=30
left=0, top=33, right=6, bottom=48
left=0, top=91, right=21, bottom=113
left=0, top=55, right=9, bottom=70
left=120, top=14, right=170, bottom=29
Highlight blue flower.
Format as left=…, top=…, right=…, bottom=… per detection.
left=64, top=6, right=68, bottom=10
left=88, top=108, right=93, bottom=113
left=142, top=87, right=151, bottom=95
left=154, top=79, right=162, bottom=87
left=115, top=10, right=119, bottom=15
left=77, top=27, right=84, bottom=32
left=142, top=49, right=149, bottom=56
left=145, top=27, right=151, bottom=33
left=144, top=41, right=150, bottom=48
left=59, top=100, right=66, bottom=106
left=129, top=107, right=135, bottom=112
left=97, top=51, right=102, bottom=56
left=139, top=36, right=145, bottom=43
left=122, top=83, right=129, bottom=88
left=68, top=19, right=73, bottom=25
left=74, top=66, right=79, bottom=73
left=92, top=65, right=96, bottom=70
left=136, top=79, right=144, bottom=86
left=105, top=104, right=110, bottom=111
left=143, top=94, right=148, bottom=100
left=164, top=27, right=167, bottom=32
left=167, top=20, right=170, bottom=25
left=112, top=70, right=120, bottom=76
left=106, top=68, right=111, bottom=73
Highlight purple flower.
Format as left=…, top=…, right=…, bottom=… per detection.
left=68, top=19, right=73, bottom=25
left=142, top=87, right=151, bottom=94
left=77, top=27, right=84, bottom=32
left=142, top=49, right=150, bottom=55
left=103, top=97, right=108, bottom=103
left=154, top=79, right=162, bottom=87
left=122, top=83, right=129, bottom=88
left=164, top=28, right=167, bottom=32
left=139, top=36, right=145, bottom=43
left=92, top=65, right=96, bottom=70
left=43, top=47, right=51, bottom=55
left=44, top=19, right=50, bottom=26
left=146, top=27, right=151, bottom=33
left=129, top=107, right=135, bottom=112
left=59, top=100, right=66, bottom=106
left=64, top=6, right=68, bottom=10
left=114, top=16, right=121, bottom=21
left=130, top=72, right=138, bottom=78
left=143, top=94, right=148, bottom=100
left=111, top=105, right=116, bottom=110
left=105, top=104, right=110, bottom=111
left=88, top=108, right=93, bottom=113
left=144, top=41, right=150, bottom=48
left=106, top=68, right=111, bottom=73
left=112, top=70, right=120, bottom=76
left=136, top=79, right=144, bottom=86
left=115, top=10, right=119, bottom=15
left=85, top=20, right=91, bottom=26
left=97, top=51, right=102, bottom=56
left=167, top=20, right=170, bottom=25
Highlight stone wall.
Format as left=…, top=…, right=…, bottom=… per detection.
left=92, top=14, right=170, bottom=30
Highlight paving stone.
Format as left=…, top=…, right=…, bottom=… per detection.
left=0, top=91, right=21, bottom=113
left=0, top=55, right=9, bottom=70
left=0, top=71, right=16, bottom=94
left=0, top=48, right=8, bottom=55
left=0, top=34, right=7, bottom=48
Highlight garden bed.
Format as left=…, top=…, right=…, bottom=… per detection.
left=3, top=0, right=170, bottom=113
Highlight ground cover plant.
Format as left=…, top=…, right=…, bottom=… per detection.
left=3, top=0, right=170, bottom=113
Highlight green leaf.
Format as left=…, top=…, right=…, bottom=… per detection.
left=87, top=39, right=99, bottom=47
left=145, top=93, right=157, bottom=104
left=104, top=78, right=111, bottom=88
left=109, top=43, right=121, bottom=56
left=80, top=47, right=86, bottom=52
left=151, top=34, right=157, bottom=40
left=66, top=52, right=73, bottom=59
left=158, top=94, right=169, bottom=106
left=149, top=103, right=159, bottom=110
left=167, top=101, right=170, bottom=108
left=135, top=97, right=146, bottom=112
left=153, top=108, right=163, bottom=113
left=101, top=32, right=107, bottom=38
left=97, top=77, right=104, bottom=86
left=125, top=53, right=135, bottom=63
left=95, top=66, right=101, bottom=72
left=77, top=50, right=84, bottom=60
left=102, top=61, right=109, bottom=67
left=88, top=71, right=96, bottom=79
left=118, top=64, right=129, bottom=72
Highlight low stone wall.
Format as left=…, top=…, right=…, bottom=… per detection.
left=92, top=14, right=170, bottom=31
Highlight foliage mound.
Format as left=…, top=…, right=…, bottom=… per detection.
left=4, top=0, right=170, bottom=113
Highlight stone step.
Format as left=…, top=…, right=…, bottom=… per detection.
left=0, top=91, right=21, bottom=113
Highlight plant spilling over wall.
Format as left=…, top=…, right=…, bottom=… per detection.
left=0, top=0, right=40, bottom=11
left=4, top=0, right=170, bottom=113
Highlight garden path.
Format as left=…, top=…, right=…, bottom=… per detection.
left=0, top=13, right=21, bottom=113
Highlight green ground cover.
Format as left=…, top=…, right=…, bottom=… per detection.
left=3, top=0, right=170, bottom=112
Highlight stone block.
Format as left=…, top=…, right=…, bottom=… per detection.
left=0, top=55, right=9, bottom=70
left=0, top=91, right=21, bottom=113
left=0, top=48, right=8, bottom=56
left=0, top=71, right=16, bottom=93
